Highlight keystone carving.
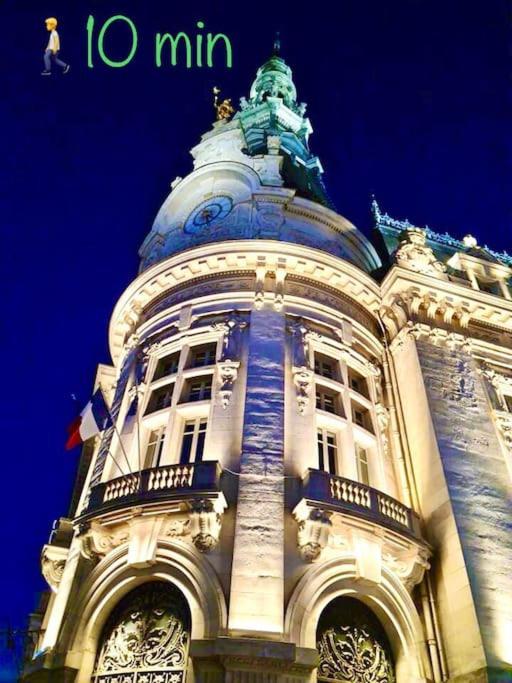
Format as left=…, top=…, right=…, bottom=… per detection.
left=293, top=501, right=332, bottom=562
left=395, top=228, right=447, bottom=277
left=41, top=545, right=68, bottom=593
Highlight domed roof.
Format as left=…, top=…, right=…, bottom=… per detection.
left=138, top=47, right=382, bottom=275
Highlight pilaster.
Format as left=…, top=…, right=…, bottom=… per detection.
left=228, top=305, right=286, bottom=635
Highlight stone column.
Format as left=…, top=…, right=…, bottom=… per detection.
left=228, top=305, right=285, bottom=636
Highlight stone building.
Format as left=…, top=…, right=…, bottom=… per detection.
left=23, top=48, right=512, bottom=683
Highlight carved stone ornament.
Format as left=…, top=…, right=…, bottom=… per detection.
left=293, top=501, right=332, bottom=562
left=375, top=403, right=390, bottom=456
left=395, top=228, right=447, bottom=277
left=216, top=360, right=240, bottom=408
left=81, top=521, right=130, bottom=561
left=41, top=545, right=68, bottom=593
left=382, top=547, right=431, bottom=591
left=93, top=581, right=190, bottom=682
left=390, top=322, right=472, bottom=356
left=292, top=366, right=314, bottom=415
left=188, top=496, right=227, bottom=553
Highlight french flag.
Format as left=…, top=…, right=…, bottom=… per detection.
left=66, top=388, right=112, bottom=450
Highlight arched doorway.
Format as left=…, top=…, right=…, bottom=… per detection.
left=92, top=580, right=191, bottom=683
left=316, top=596, right=395, bottom=683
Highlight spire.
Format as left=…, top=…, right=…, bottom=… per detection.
left=273, top=32, right=281, bottom=56
left=247, top=48, right=298, bottom=111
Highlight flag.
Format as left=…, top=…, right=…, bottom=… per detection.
left=66, top=388, right=112, bottom=450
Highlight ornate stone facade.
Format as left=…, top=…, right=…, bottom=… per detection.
left=22, top=50, right=512, bottom=683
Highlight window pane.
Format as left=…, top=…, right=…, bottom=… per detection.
left=315, top=357, right=335, bottom=379
left=317, top=430, right=325, bottom=470
left=188, top=378, right=212, bottom=402
left=146, top=385, right=174, bottom=414
left=180, top=433, right=193, bottom=464
left=154, top=353, right=179, bottom=380
left=356, top=446, right=370, bottom=485
left=195, top=431, right=206, bottom=462
left=190, top=344, right=216, bottom=368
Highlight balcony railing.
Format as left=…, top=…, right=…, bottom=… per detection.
left=302, top=469, right=422, bottom=539
left=82, top=461, right=222, bottom=518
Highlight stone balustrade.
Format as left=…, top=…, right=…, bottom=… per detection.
left=302, top=469, right=422, bottom=539
left=83, top=461, right=222, bottom=518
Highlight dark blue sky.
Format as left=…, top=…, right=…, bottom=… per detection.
left=1, top=0, right=510, bottom=674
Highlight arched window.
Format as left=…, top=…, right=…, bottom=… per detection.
left=316, top=596, right=395, bottom=683
left=92, top=581, right=191, bottom=683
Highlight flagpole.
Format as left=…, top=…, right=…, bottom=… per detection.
left=133, top=374, right=144, bottom=494
left=103, top=448, right=128, bottom=477
left=98, top=384, right=134, bottom=477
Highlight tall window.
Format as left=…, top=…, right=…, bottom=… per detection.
left=316, top=389, right=340, bottom=415
left=145, top=384, right=174, bottom=414
left=153, top=352, right=179, bottom=380
left=355, top=444, right=370, bottom=486
left=183, top=377, right=212, bottom=402
left=503, top=394, right=512, bottom=413
left=179, top=418, right=208, bottom=464
left=145, top=426, right=166, bottom=468
left=317, top=428, right=338, bottom=474
left=189, top=343, right=217, bottom=368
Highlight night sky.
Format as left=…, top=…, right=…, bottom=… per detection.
left=1, top=0, right=510, bottom=676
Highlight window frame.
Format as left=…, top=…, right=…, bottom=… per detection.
left=144, top=425, right=167, bottom=469
left=179, top=417, right=208, bottom=464
left=317, top=427, right=339, bottom=474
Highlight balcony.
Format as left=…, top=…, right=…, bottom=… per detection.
left=81, top=461, right=223, bottom=520
left=293, top=470, right=429, bottom=588
left=301, top=468, right=422, bottom=540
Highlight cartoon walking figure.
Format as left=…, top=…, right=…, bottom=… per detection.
left=41, top=17, right=70, bottom=76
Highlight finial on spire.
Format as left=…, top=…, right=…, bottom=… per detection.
left=273, top=32, right=281, bottom=56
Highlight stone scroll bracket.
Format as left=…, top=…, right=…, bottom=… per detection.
left=293, top=500, right=332, bottom=562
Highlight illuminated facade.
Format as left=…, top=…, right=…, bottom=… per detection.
left=23, top=49, right=512, bottom=683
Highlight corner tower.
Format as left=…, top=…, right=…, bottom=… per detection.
left=22, top=48, right=512, bottom=683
